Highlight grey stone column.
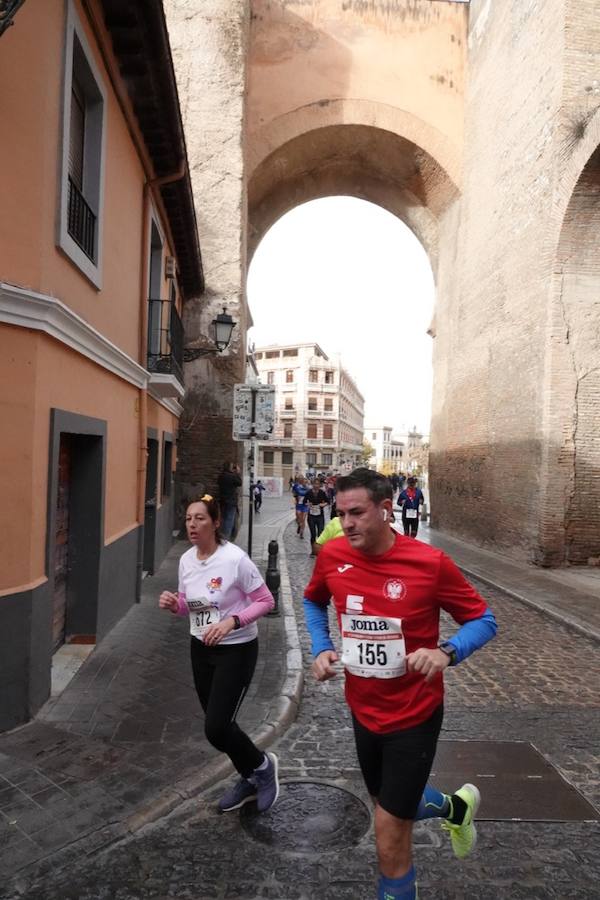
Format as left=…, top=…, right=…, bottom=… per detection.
left=165, top=0, right=251, bottom=509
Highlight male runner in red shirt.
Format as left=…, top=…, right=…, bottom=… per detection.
left=303, top=469, right=497, bottom=900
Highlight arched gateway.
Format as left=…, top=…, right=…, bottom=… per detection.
left=247, top=102, right=459, bottom=268
left=166, top=0, right=600, bottom=568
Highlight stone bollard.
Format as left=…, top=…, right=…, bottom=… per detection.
left=266, top=539, right=281, bottom=616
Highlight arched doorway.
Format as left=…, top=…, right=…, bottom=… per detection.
left=246, top=116, right=457, bottom=508
left=539, top=146, right=600, bottom=565
left=247, top=196, right=436, bottom=485
left=247, top=120, right=458, bottom=272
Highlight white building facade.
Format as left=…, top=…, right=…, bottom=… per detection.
left=365, top=425, right=405, bottom=473
left=254, top=343, right=364, bottom=482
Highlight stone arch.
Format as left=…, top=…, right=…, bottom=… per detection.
left=550, top=105, right=600, bottom=240
left=246, top=99, right=460, bottom=272
left=248, top=99, right=461, bottom=186
left=538, top=143, right=600, bottom=565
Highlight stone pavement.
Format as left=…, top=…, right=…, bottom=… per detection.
left=421, top=523, right=600, bottom=642
left=1, top=495, right=600, bottom=897
left=0, top=493, right=300, bottom=885
left=9, top=518, right=600, bottom=900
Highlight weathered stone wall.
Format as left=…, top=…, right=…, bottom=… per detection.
left=539, top=149, right=600, bottom=565
left=431, top=0, right=600, bottom=565
left=246, top=0, right=467, bottom=264
left=248, top=0, right=467, bottom=160
left=430, top=0, right=566, bottom=559
left=164, top=0, right=251, bottom=503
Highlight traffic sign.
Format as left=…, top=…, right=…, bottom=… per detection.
left=232, top=383, right=275, bottom=441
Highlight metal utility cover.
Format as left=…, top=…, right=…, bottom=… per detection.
left=430, top=741, right=599, bottom=822
left=241, top=782, right=371, bottom=853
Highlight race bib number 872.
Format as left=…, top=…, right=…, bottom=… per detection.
left=188, top=600, right=220, bottom=639
left=341, top=614, right=406, bottom=679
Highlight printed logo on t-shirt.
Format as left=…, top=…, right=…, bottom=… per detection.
left=383, top=578, right=406, bottom=602
left=207, top=576, right=223, bottom=594
left=338, top=564, right=354, bottom=574
left=346, top=594, right=364, bottom=613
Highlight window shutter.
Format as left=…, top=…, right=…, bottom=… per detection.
left=69, top=80, right=85, bottom=189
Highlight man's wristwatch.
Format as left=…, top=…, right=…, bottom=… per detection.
left=232, top=615, right=241, bottom=631
left=438, top=641, right=457, bottom=666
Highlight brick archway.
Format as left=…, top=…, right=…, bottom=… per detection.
left=247, top=103, right=460, bottom=272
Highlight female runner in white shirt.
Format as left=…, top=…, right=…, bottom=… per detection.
left=159, top=494, right=279, bottom=813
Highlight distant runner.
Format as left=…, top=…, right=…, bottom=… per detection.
left=397, top=476, right=424, bottom=538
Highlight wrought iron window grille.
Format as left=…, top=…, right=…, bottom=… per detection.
left=67, top=176, right=96, bottom=261
left=147, top=298, right=184, bottom=385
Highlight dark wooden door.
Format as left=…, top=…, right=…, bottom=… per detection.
left=53, top=435, right=71, bottom=651
left=143, top=438, right=159, bottom=574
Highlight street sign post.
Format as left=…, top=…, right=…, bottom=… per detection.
left=232, top=383, right=275, bottom=557
left=232, top=383, right=275, bottom=441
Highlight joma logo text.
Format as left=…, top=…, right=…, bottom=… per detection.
left=350, top=618, right=389, bottom=632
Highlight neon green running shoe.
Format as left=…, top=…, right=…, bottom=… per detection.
left=441, top=783, right=481, bottom=859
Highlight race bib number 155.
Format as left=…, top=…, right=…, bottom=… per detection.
left=341, top=614, right=406, bottom=679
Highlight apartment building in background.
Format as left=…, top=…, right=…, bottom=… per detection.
left=366, top=425, right=428, bottom=474
left=365, top=426, right=404, bottom=474
left=254, top=343, right=364, bottom=482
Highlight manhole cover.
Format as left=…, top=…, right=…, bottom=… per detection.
left=431, top=741, right=600, bottom=822
left=240, top=781, right=371, bottom=853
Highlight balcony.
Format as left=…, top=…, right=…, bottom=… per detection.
left=305, top=438, right=336, bottom=447
left=67, top=177, right=96, bottom=261
left=147, top=298, right=184, bottom=399
left=306, top=407, right=335, bottom=417
left=280, top=409, right=296, bottom=418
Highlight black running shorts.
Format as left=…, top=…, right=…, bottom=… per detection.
left=352, top=704, right=443, bottom=819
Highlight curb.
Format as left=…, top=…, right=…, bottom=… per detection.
left=459, top=564, right=600, bottom=645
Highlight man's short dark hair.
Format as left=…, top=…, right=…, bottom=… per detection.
left=336, top=468, right=393, bottom=503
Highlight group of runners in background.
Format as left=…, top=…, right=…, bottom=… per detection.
left=291, top=470, right=427, bottom=551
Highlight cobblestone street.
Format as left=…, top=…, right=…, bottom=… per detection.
left=6, top=521, right=600, bottom=900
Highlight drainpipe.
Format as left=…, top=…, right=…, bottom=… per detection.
left=136, top=184, right=151, bottom=601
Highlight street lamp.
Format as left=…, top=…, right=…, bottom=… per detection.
left=183, top=307, right=236, bottom=361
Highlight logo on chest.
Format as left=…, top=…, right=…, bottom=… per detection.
left=383, top=579, right=406, bottom=602
left=207, top=577, right=223, bottom=594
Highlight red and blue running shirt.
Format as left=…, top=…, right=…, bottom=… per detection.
left=304, top=532, right=488, bottom=734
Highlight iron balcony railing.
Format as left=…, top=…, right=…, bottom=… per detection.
left=67, top=176, right=96, bottom=261
left=147, top=298, right=184, bottom=386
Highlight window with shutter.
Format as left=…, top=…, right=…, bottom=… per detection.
left=59, top=4, right=106, bottom=284
left=69, top=80, right=85, bottom=190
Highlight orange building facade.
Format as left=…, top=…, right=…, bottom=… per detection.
left=0, top=0, right=203, bottom=730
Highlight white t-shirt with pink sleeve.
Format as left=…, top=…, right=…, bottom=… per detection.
left=177, top=541, right=267, bottom=645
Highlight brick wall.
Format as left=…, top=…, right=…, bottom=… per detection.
left=431, top=0, right=566, bottom=560
left=540, top=148, right=600, bottom=564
